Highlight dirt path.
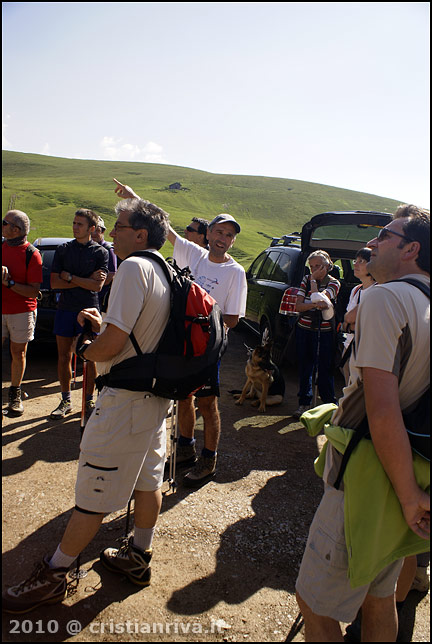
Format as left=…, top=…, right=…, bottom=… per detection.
left=2, top=327, right=430, bottom=642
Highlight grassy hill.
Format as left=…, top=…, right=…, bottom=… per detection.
left=2, top=150, right=401, bottom=268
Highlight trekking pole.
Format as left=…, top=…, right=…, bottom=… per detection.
left=72, top=353, right=77, bottom=389
left=312, top=316, right=322, bottom=408
left=167, top=401, right=178, bottom=494
left=80, top=360, right=87, bottom=438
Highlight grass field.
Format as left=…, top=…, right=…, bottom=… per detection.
left=2, top=150, right=401, bottom=268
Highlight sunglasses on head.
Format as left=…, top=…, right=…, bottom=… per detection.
left=376, top=228, right=414, bottom=244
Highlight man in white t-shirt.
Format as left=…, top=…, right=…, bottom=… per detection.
left=166, top=213, right=247, bottom=485
left=3, top=197, right=173, bottom=613
left=112, top=175, right=247, bottom=486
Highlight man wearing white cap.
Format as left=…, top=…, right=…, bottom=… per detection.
left=112, top=179, right=247, bottom=486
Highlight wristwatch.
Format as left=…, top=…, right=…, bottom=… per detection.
left=67, top=273, right=73, bottom=283
left=76, top=340, right=90, bottom=360
left=7, top=279, right=15, bottom=288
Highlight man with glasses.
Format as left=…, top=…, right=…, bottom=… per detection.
left=3, top=197, right=173, bottom=613
left=296, top=204, right=430, bottom=642
left=184, top=217, right=209, bottom=249
left=2, top=210, right=42, bottom=416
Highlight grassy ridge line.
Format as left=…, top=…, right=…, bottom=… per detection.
left=2, top=151, right=401, bottom=267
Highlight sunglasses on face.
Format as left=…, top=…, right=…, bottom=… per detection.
left=376, top=228, right=414, bottom=244
left=2, top=219, right=17, bottom=228
left=186, top=225, right=199, bottom=234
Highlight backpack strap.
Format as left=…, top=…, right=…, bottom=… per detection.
left=25, top=243, right=37, bottom=271
left=334, top=277, right=430, bottom=489
left=124, top=251, right=174, bottom=357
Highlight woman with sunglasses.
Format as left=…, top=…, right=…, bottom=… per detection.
left=340, top=247, right=376, bottom=384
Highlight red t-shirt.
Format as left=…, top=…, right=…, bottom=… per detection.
left=2, top=242, right=43, bottom=314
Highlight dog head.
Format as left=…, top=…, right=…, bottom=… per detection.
left=250, top=340, right=275, bottom=370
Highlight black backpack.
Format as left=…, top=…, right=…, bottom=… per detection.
left=334, top=278, right=430, bottom=489
left=95, top=252, right=228, bottom=400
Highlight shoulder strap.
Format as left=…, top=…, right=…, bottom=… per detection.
left=385, top=277, right=430, bottom=299
left=334, top=277, right=430, bottom=489
left=126, top=251, right=173, bottom=357
left=126, top=250, right=173, bottom=285
left=25, top=243, right=37, bottom=270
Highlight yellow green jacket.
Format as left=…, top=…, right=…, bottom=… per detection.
left=301, top=404, right=430, bottom=588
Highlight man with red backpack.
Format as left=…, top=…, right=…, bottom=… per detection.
left=2, top=210, right=42, bottom=416
left=113, top=178, right=248, bottom=487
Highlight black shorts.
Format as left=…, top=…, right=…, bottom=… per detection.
left=194, top=360, right=220, bottom=398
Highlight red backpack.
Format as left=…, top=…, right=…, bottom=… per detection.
left=96, top=252, right=227, bottom=399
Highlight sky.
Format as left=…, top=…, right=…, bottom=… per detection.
left=2, top=2, right=430, bottom=207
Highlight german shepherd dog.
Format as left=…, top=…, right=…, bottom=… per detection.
left=233, top=340, right=285, bottom=412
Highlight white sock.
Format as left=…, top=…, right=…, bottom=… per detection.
left=133, top=526, right=155, bottom=552
left=49, top=544, right=77, bottom=569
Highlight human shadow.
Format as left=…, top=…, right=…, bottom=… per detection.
left=2, top=509, right=146, bottom=643
left=167, top=468, right=323, bottom=614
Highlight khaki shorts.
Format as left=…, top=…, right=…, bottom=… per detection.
left=2, top=311, right=37, bottom=344
left=75, top=386, right=171, bottom=514
left=295, top=484, right=403, bottom=623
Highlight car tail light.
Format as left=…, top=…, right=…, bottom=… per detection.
left=279, top=287, right=299, bottom=316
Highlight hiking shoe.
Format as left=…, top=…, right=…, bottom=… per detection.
left=100, top=537, right=152, bottom=586
left=6, top=387, right=24, bottom=417
left=50, top=400, right=72, bottom=419
left=85, top=399, right=95, bottom=419
left=292, top=405, right=312, bottom=419
left=2, top=556, right=68, bottom=614
left=183, top=454, right=217, bottom=487
left=411, top=566, right=430, bottom=592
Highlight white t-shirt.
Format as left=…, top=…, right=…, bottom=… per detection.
left=173, top=236, right=247, bottom=317
left=97, top=251, right=171, bottom=375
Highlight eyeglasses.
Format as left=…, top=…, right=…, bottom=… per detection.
left=353, top=258, right=367, bottom=265
left=376, top=228, right=414, bottom=244
left=186, top=225, right=199, bottom=234
left=113, top=222, right=134, bottom=231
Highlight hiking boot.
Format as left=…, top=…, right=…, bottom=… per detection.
left=100, top=537, right=152, bottom=586
left=292, top=404, right=312, bottom=419
left=411, top=566, right=430, bottom=592
left=2, top=556, right=68, bottom=614
left=6, top=387, right=24, bottom=417
left=50, top=400, right=72, bottom=419
left=183, top=454, right=217, bottom=487
left=85, top=399, right=95, bottom=419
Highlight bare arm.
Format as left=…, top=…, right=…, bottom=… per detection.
left=223, top=314, right=240, bottom=329
left=73, top=322, right=130, bottom=363
left=295, top=294, right=328, bottom=313
left=363, top=367, right=430, bottom=539
left=51, top=271, right=106, bottom=293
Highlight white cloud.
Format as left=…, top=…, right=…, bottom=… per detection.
left=41, top=142, right=51, bottom=155
left=100, top=137, right=166, bottom=163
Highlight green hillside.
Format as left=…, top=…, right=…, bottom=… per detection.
left=2, top=150, right=401, bottom=268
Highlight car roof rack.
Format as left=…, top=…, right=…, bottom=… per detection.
left=270, top=233, right=301, bottom=247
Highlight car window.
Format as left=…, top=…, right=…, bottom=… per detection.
left=247, top=253, right=267, bottom=279
left=272, top=253, right=294, bottom=284
left=259, top=251, right=281, bottom=280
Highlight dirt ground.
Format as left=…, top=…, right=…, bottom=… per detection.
left=2, top=326, right=430, bottom=643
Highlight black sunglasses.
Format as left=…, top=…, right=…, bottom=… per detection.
left=186, top=225, right=200, bottom=234
left=2, top=219, right=17, bottom=228
left=377, top=228, right=414, bottom=244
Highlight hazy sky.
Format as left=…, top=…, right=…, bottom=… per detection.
left=2, top=2, right=430, bottom=207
